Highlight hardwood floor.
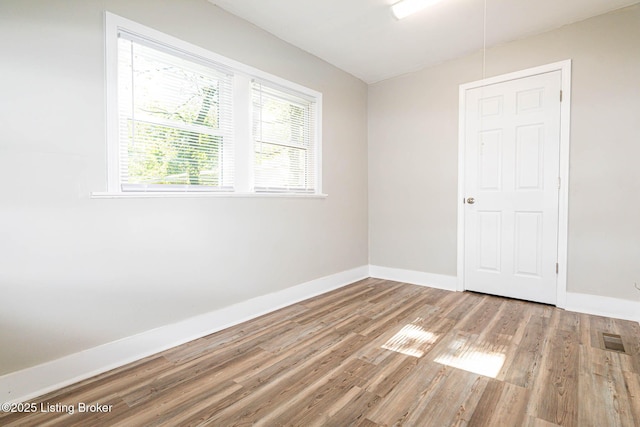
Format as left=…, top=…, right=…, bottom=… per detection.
left=2, top=278, right=639, bottom=426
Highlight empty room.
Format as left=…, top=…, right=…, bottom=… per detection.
left=1, top=0, right=639, bottom=425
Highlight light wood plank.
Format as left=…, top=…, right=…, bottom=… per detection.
left=526, top=313, right=579, bottom=426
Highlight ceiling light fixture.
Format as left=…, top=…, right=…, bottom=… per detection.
left=391, top=0, right=444, bottom=20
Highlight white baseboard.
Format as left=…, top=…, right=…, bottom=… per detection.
left=369, top=265, right=458, bottom=291
left=565, top=292, right=640, bottom=323
left=0, top=265, right=369, bottom=404
left=370, top=265, right=639, bottom=324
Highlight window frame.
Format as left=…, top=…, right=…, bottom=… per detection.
left=102, top=12, right=323, bottom=198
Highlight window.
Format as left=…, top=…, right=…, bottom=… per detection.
left=104, top=13, right=322, bottom=196
left=252, top=82, right=317, bottom=193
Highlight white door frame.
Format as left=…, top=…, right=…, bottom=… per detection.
left=456, top=60, right=572, bottom=308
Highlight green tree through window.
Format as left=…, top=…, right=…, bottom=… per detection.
left=118, top=38, right=230, bottom=189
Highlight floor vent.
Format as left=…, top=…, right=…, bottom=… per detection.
left=601, top=333, right=626, bottom=353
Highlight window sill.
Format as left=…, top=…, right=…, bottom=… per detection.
left=91, top=191, right=328, bottom=199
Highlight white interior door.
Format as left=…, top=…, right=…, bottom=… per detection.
left=463, top=71, right=561, bottom=305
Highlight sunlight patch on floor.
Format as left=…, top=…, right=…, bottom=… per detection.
left=433, top=338, right=506, bottom=378
left=381, top=320, right=438, bottom=358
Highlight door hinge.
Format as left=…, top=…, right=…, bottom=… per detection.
left=560, top=90, right=563, bottom=102
left=556, top=263, right=559, bottom=274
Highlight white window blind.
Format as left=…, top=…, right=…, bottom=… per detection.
left=117, top=31, right=234, bottom=192
left=252, top=82, right=317, bottom=193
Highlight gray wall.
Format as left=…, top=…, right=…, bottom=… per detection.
left=0, top=0, right=368, bottom=375
left=369, top=5, right=640, bottom=300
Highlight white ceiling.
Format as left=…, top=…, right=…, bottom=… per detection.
left=209, top=0, right=639, bottom=84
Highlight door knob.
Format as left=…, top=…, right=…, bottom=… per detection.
left=466, top=197, right=475, bottom=204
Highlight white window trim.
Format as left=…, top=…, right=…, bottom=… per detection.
left=98, top=12, right=324, bottom=198
left=91, top=191, right=328, bottom=199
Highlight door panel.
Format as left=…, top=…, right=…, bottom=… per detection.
left=464, top=71, right=561, bottom=304
left=515, top=125, right=543, bottom=190
left=479, top=130, right=502, bottom=190
left=477, top=211, right=501, bottom=272
left=513, top=211, right=542, bottom=277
